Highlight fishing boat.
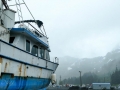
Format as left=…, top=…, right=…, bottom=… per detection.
left=0, top=0, right=59, bottom=90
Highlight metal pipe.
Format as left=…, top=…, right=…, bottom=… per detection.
left=28, top=22, right=44, bottom=36
left=9, top=3, right=24, bottom=7
left=79, top=71, right=82, bottom=87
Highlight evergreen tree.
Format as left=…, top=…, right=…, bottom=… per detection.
left=111, top=66, right=120, bottom=85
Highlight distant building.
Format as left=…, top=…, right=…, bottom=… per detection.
left=91, top=83, right=110, bottom=90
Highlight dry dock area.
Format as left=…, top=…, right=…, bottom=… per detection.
left=46, top=87, right=118, bottom=90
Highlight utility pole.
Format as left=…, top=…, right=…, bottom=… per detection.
left=60, top=75, right=61, bottom=85
left=79, top=71, right=82, bottom=87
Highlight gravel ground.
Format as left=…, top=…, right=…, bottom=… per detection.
left=47, top=87, right=69, bottom=90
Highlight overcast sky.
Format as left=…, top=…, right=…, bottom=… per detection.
left=9, top=0, right=120, bottom=58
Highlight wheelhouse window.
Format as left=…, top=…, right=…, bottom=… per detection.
left=9, top=37, right=15, bottom=43
left=26, top=40, right=30, bottom=52
left=40, top=48, right=45, bottom=59
left=31, top=45, right=38, bottom=56
left=46, top=50, right=50, bottom=60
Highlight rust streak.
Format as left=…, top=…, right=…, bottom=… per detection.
left=8, top=62, right=11, bottom=72
left=11, top=74, right=14, bottom=78
left=0, top=57, right=2, bottom=63
left=4, top=63, right=7, bottom=72
left=19, top=64, right=22, bottom=76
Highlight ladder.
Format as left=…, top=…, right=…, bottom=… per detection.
left=15, top=0, right=23, bottom=23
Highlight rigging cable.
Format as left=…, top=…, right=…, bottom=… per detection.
left=42, top=25, right=47, bottom=37
left=22, top=0, right=35, bottom=20
left=22, top=0, right=47, bottom=36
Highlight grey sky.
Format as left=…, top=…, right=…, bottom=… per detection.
left=9, top=0, right=120, bottom=58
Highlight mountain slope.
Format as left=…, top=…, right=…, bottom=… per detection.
left=55, top=48, right=120, bottom=80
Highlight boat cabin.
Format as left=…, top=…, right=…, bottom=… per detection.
left=9, top=25, right=50, bottom=61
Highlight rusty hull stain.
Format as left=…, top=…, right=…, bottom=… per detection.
left=19, top=64, right=22, bottom=76
left=4, top=63, right=7, bottom=72
left=0, top=57, right=2, bottom=63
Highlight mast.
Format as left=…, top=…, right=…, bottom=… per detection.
left=1, top=0, right=9, bottom=9
left=0, top=0, right=3, bottom=25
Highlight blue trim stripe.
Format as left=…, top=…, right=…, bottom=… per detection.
left=0, top=39, right=59, bottom=65
left=0, top=54, right=54, bottom=71
left=11, top=28, right=48, bottom=48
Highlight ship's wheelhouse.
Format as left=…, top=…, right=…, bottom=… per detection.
left=9, top=27, right=50, bottom=61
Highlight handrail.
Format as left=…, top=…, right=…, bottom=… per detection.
left=15, top=20, right=48, bottom=38
left=28, top=22, right=46, bottom=38
left=54, top=57, right=59, bottom=64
